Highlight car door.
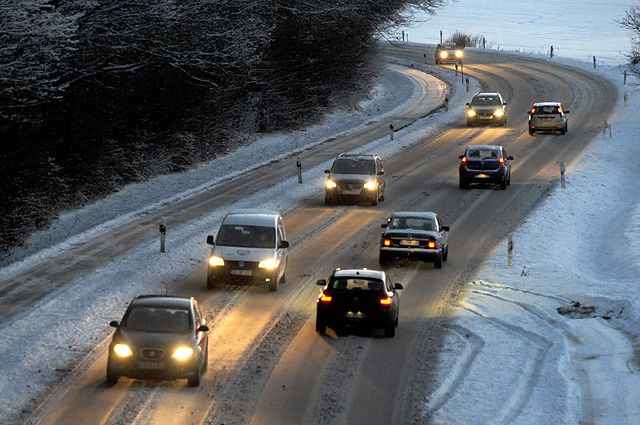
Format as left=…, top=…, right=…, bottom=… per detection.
left=436, top=216, right=448, bottom=248
left=277, top=218, right=288, bottom=277
left=386, top=275, right=399, bottom=317
left=501, top=147, right=511, bottom=176
left=193, top=301, right=207, bottom=364
left=376, top=157, right=385, bottom=194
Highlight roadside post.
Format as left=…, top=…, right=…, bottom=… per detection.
left=550, top=45, right=554, bottom=58
left=296, top=160, right=303, bottom=184
left=560, top=161, right=566, bottom=189
left=389, top=123, right=394, bottom=141
left=465, top=77, right=469, bottom=92
left=624, top=91, right=629, bottom=106
left=424, top=52, right=427, bottom=64
left=440, top=30, right=443, bottom=44
left=455, top=62, right=458, bottom=76
left=444, top=96, right=449, bottom=111
left=460, top=60, right=464, bottom=83
left=159, top=219, right=166, bottom=253
left=507, top=235, right=513, bottom=267
left=624, top=70, right=627, bottom=85
left=593, top=55, right=596, bottom=69
left=402, top=31, right=405, bottom=42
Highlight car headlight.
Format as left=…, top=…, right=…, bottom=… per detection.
left=113, top=343, right=133, bottom=358
left=467, top=109, right=476, bottom=117
left=363, top=180, right=377, bottom=191
left=171, top=346, right=194, bottom=361
left=208, top=256, right=224, bottom=267
left=494, top=109, right=504, bottom=118
left=440, top=51, right=447, bottom=59
left=325, top=180, right=337, bottom=189
left=258, top=258, right=279, bottom=269
left=455, top=50, right=463, bottom=59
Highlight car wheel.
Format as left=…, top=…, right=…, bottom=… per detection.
left=443, top=246, right=449, bottom=262
left=459, top=178, right=469, bottom=189
left=203, top=347, right=209, bottom=373
left=528, top=128, right=534, bottom=136
left=206, top=276, right=216, bottom=290
left=385, top=323, right=396, bottom=338
left=507, top=175, right=511, bottom=186
left=279, top=270, right=286, bottom=284
left=379, top=251, right=390, bottom=266
left=434, top=252, right=443, bottom=269
left=268, top=278, right=278, bottom=292
left=316, top=315, right=326, bottom=334
left=187, top=369, right=201, bottom=387
left=106, top=362, right=119, bottom=385
left=467, top=121, right=473, bottom=127
left=500, top=179, right=507, bottom=190
left=371, top=192, right=379, bottom=206
left=324, top=194, right=333, bottom=206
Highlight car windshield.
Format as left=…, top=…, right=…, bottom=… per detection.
left=216, top=224, right=275, bottom=248
left=471, top=96, right=501, bottom=106
left=329, top=278, right=384, bottom=291
left=332, top=158, right=375, bottom=175
left=388, top=217, right=435, bottom=231
left=124, top=306, right=192, bottom=333
left=468, top=149, right=499, bottom=159
left=533, top=105, right=560, bottom=114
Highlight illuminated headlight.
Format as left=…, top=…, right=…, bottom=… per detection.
left=208, top=256, right=225, bottom=267
left=363, top=180, right=377, bottom=191
left=455, top=50, right=463, bottom=59
left=113, top=343, right=133, bottom=358
left=494, top=109, right=504, bottom=118
left=440, top=51, right=448, bottom=59
left=258, top=258, right=279, bottom=269
left=171, top=346, right=194, bottom=361
left=467, top=109, right=476, bottom=117
left=325, top=180, right=337, bottom=189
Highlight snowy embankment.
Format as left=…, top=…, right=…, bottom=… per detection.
left=426, top=53, right=640, bottom=424
left=0, top=60, right=478, bottom=423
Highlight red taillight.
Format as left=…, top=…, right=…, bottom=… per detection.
left=531, top=108, right=536, bottom=114
left=319, top=294, right=332, bottom=303
left=383, top=239, right=391, bottom=246
left=379, top=297, right=392, bottom=306
left=428, top=241, right=436, bottom=249
left=499, top=157, right=505, bottom=167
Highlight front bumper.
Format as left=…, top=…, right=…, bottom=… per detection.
left=208, top=266, right=277, bottom=285
left=108, top=354, right=198, bottom=380
left=326, top=188, right=376, bottom=201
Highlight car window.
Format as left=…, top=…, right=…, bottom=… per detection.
left=329, top=278, right=384, bottom=291
left=533, top=105, right=560, bottom=114
left=332, top=158, right=375, bottom=175
left=217, top=225, right=275, bottom=248
left=471, top=96, right=501, bottom=106
left=125, top=306, right=192, bottom=333
left=467, top=149, right=499, bottom=159
left=388, top=217, right=435, bottom=231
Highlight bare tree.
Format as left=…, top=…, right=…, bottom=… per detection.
left=620, top=5, right=640, bottom=75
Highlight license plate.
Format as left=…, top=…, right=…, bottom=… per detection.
left=138, top=361, right=164, bottom=370
left=340, top=190, right=361, bottom=195
left=476, top=173, right=490, bottom=178
left=345, top=311, right=366, bottom=319
left=231, top=269, right=252, bottom=276
left=479, top=115, right=492, bottom=120
left=400, top=240, right=420, bottom=246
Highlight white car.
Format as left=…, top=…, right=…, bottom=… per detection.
left=528, top=102, right=569, bottom=135
left=206, top=209, right=289, bottom=291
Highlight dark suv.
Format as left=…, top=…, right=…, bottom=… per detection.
left=459, top=145, right=513, bottom=190
left=324, top=153, right=385, bottom=206
left=106, top=295, right=209, bottom=387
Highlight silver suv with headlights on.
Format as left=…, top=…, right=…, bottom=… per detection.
left=206, top=209, right=289, bottom=292
left=528, top=102, right=569, bottom=135
left=466, top=92, right=507, bottom=126
left=435, top=43, right=463, bottom=65
left=324, top=153, right=385, bottom=206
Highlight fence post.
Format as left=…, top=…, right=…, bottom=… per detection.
left=389, top=123, right=394, bottom=141
left=159, top=219, right=166, bottom=253
left=296, top=160, right=302, bottom=184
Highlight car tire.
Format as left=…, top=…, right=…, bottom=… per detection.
left=459, top=178, right=469, bottom=189
left=280, top=270, right=286, bottom=284
left=187, top=369, right=201, bottom=387
left=507, top=175, right=511, bottom=186
left=203, top=347, right=209, bottom=373
left=206, top=276, right=216, bottom=290
left=443, top=246, right=449, bottom=262
left=106, top=362, right=119, bottom=385
left=371, top=196, right=379, bottom=206
left=434, top=252, right=443, bottom=269
left=324, top=194, right=333, bottom=206
left=385, top=323, right=396, bottom=338
left=467, top=121, right=473, bottom=127
left=268, top=278, right=278, bottom=292
left=379, top=251, right=390, bottom=266
left=500, top=179, right=507, bottom=190
left=316, top=315, right=326, bottom=334
left=528, top=128, right=534, bottom=136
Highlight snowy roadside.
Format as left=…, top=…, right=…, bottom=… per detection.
left=0, top=59, right=479, bottom=423
left=425, top=50, right=640, bottom=424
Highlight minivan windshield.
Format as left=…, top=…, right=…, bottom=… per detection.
left=216, top=224, right=275, bottom=248
left=471, top=96, right=501, bottom=106
left=124, top=306, right=192, bottom=333
left=332, top=158, right=375, bottom=175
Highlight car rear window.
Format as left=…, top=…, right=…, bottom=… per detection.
left=471, top=96, right=501, bottom=106
left=467, top=149, right=499, bottom=159
left=388, top=217, right=435, bottom=231
left=217, top=225, right=275, bottom=248
left=125, top=306, right=192, bottom=333
left=332, top=158, right=375, bottom=175
left=532, top=105, right=560, bottom=114
left=329, top=278, right=384, bottom=291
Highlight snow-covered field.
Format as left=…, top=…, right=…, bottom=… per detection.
left=401, top=0, right=635, bottom=65
left=423, top=52, right=640, bottom=424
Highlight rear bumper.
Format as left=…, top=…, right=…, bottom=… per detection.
left=460, top=168, right=507, bottom=183
left=317, top=308, right=396, bottom=328
left=380, top=247, right=441, bottom=257
left=529, top=123, right=565, bottom=131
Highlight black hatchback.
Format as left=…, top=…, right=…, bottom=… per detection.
left=106, top=295, right=209, bottom=387
left=315, top=268, right=402, bottom=337
left=459, top=144, right=513, bottom=190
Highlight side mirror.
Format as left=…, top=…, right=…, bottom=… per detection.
left=381, top=223, right=388, bottom=228
left=503, top=102, right=507, bottom=106
left=109, top=320, right=119, bottom=328
left=465, top=102, right=470, bottom=106
left=279, top=240, right=290, bottom=249
left=206, top=235, right=215, bottom=245
left=564, top=110, right=570, bottom=114
left=527, top=111, right=531, bottom=115
left=394, top=283, right=404, bottom=290
left=458, top=154, right=465, bottom=159
left=324, top=169, right=330, bottom=174
left=316, top=279, right=327, bottom=286
left=199, top=325, right=210, bottom=332
left=508, top=156, right=514, bottom=160
left=441, top=225, right=450, bottom=232
left=377, top=171, right=384, bottom=176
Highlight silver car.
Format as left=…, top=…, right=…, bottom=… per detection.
left=466, top=92, right=507, bottom=126
left=206, top=209, right=289, bottom=291
left=528, top=102, right=569, bottom=135
left=379, top=212, right=450, bottom=268
left=324, top=153, right=385, bottom=206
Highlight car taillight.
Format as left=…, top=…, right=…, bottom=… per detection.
left=319, top=293, right=332, bottom=303
left=531, top=108, right=536, bottom=114
left=379, top=297, right=393, bottom=306
left=427, top=241, right=436, bottom=249
left=499, top=157, right=505, bottom=167
left=383, top=239, right=391, bottom=246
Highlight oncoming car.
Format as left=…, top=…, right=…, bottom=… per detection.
left=528, top=102, right=570, bottom=135
left=379, top=212, right=450, bottom=268
left=316, top=268, right=403, bottom=337
left=466, top=92, right=507, bottom=126
left=459, top=144, right=513, bottom=190
left=435, top=43, right=463, bottom=64
left=324, top=153, right=385, bottom=206
left=206, top=209, right=289, bottom=292
left=106, top=295, right=209, bottom=387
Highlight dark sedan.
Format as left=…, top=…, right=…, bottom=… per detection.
left=106, top=295, right=209, bottom=387
left=459, top=145, right=513, bottom=190
left=316, top=268, right=402, bottom=337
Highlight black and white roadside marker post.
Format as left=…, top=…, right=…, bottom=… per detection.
left=507, top=235, right=513, bottom=267
left=444, top=96, right=449, bottom=112
left=560, top=161, right=566, bottom=189
left=465, top=77, right=469, bottom=92
left=424, top=52, right=427, bottom=64
left=389, top=123, right=394, bottom=141
left=460, top=60, right=464, bottom=83
left=624, top=70, right=627, bottom=85
left=159, top=218, right=166, bottom=253
left=296, top=160, right=303, bottom=184
left=624, top=91, right=629, bottom=106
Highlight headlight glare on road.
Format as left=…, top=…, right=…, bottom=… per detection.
left=208, top=256, right=225, bottom=267
left=467, top=109, right=476, bottom=117
left=326, top=180, right=337, bottom=189
left=440, top=51, right=448, bottom=59
left=455, top=50, right=463, bottom=59
left=113, top=343, right=133, bottom=358
left=363, top=180, right=377, bottom=191
left=494, top=109, right=504, bottom=118
left=258, top=258, right=279, bottom=269
left=171, top=346, right=194, bottom=361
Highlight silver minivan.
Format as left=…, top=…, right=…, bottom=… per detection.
left=206, top=209, right=289, bottom=291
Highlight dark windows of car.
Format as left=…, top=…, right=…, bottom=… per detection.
left=124, top=306, right=192, bottom=333
left=467, top=148, right=499, bottom=159
left=533, top=105, right=560, bottom=114
left=332, top=158, right=376, bottom=175
left=387, top=217, right=436, bottom=231
left=470, top=96, right=501, bottom=106
left=329, top=277, right=384, bottom=291
left=216, top=225, right=275, bottom=248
